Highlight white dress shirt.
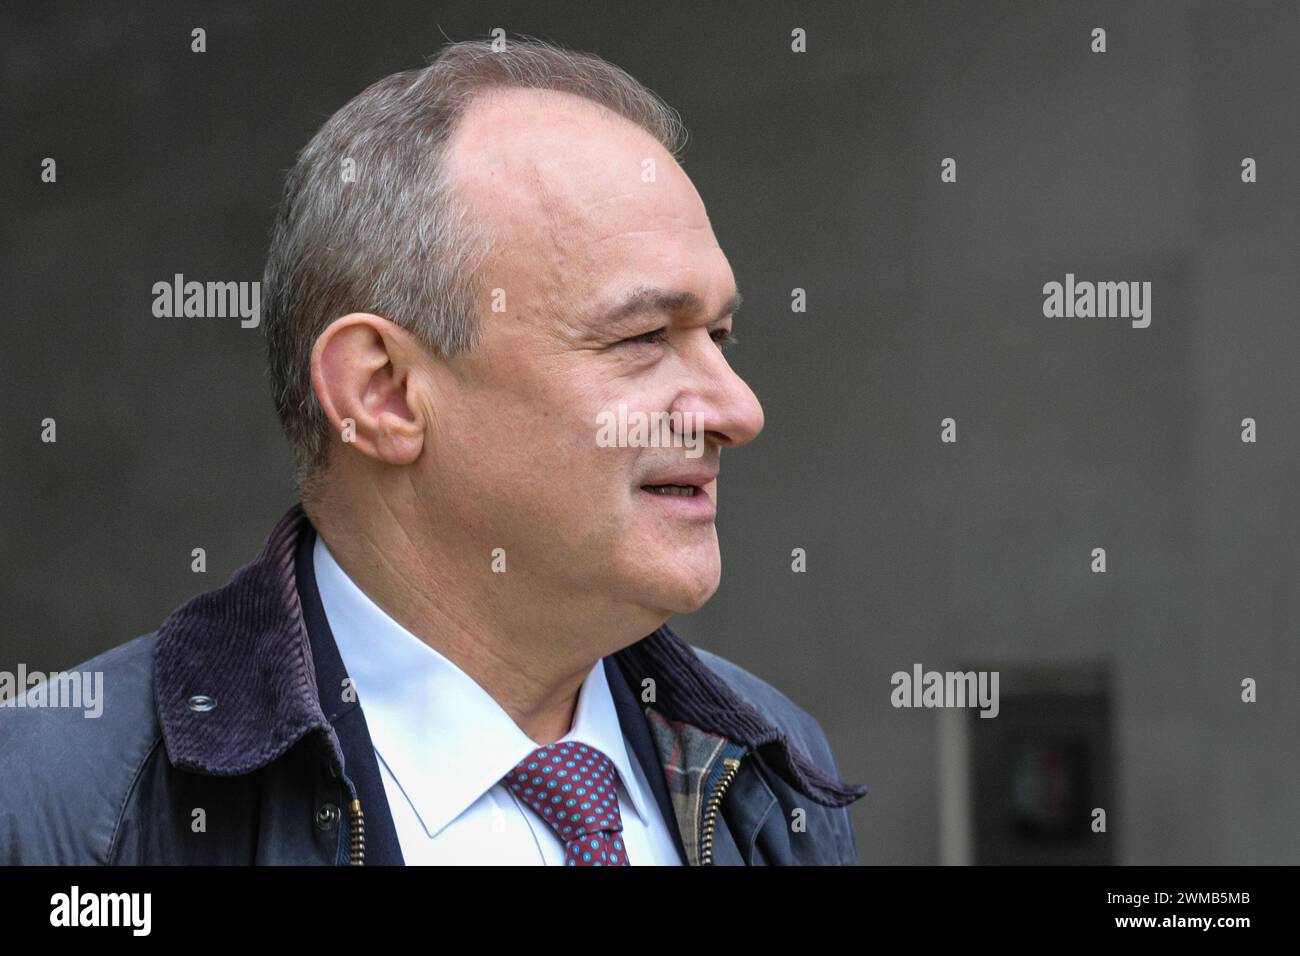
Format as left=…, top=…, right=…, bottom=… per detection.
left=312, top=534, right=683, bottom=865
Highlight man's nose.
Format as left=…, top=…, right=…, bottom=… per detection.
left=670, top=337, right=765, bottom=449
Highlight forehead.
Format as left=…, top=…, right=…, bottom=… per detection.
left=445, top=87, right=724, bottom=314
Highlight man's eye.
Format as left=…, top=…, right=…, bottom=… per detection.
left=622, top=328, right=669, bottom=346
left=618, top=328, right=737, bottom=348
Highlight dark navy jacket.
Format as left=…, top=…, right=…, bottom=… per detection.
left=0, top=504, right=867, bottom=865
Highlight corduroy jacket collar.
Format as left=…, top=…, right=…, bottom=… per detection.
left=153, top=503, right=864, bottom=808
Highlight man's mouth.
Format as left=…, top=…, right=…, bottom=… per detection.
left=634, top=468, right=717, bottom=515
left=641, top=484, right=700, bottom=497
left=637, top=469, right=718, bottom=519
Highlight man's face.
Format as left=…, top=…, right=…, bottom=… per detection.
left=425, top=88, right=763, bottom=624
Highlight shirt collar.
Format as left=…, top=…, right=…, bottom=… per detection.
left=312, top=533, right=654, bottom=839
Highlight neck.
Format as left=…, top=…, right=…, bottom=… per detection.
left=303, top=491, right=655, bottom=745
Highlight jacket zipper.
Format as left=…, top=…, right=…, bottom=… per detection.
left=699, top=756, right=742, bottom=865
left=347, top=798, right=366, bottom=865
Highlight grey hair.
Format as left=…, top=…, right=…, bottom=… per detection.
left=261, top=35, right=688, bottom=501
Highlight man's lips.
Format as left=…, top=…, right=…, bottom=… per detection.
left=638, top=469, right=719, bottom=517
left=638, top=468, right=718, bottom=490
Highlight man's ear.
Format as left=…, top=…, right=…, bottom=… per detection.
left=310, top=313, right=429, bottom=467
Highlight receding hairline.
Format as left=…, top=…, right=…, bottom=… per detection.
left=443, top=83, right=677, bottom=195
left=441, top=83, right=683, bottom=255
left=454, top=83, right=667, bottom=135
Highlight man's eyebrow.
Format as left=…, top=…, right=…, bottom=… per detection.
left=598, top=285, right=743, bottom=326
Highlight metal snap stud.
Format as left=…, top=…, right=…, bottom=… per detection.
left=187, top=694, right=217, bottom=712
left=316, top=803, right=341, bottom=830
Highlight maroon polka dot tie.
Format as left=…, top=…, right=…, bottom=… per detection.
left=502, top=741, right=631, bottom=866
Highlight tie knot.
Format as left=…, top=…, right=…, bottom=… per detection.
left=502, top=740, right=630, bottom=865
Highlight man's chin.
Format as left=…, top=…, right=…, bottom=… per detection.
left=668, top=585, right=718, bottom=615
left=617, top=535, right=721, bottom=614
left=642, top=566, right=721, bottom=615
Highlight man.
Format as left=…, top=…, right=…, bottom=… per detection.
left=0, top=37, right=866, bottom=865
